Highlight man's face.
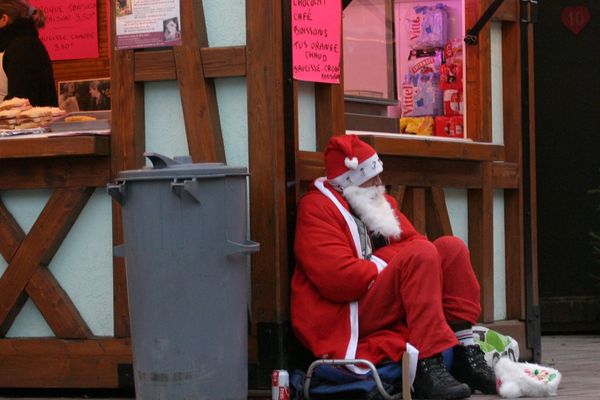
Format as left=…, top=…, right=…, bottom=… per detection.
left=166, top=20, right=177, bottom=34
left=359, top=175, right=382, bottom=188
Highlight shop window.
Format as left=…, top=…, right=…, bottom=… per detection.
left=343, top=0, right=466, bottom=138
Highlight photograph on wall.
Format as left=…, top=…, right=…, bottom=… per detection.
left=116, top=0, right=133, bottom=17
left=115, top=0, right=182, bottom=49
left=58, top=78, right=111, bottom=112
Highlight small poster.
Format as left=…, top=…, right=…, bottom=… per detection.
left=58, top=78, right=111, bottom=112
left=115, top=0, right=182, bottom=50
left=30, top=0, right=99, bottom=61
left=291, top=0, right=342, bottom=84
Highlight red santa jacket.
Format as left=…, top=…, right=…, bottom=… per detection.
left=291, top=178, right=424, bottom=365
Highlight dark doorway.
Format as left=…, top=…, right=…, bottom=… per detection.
left=534, top=1, right=600, bottom=332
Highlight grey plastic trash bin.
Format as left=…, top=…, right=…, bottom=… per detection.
left=107, top=153, right=259, bottom=400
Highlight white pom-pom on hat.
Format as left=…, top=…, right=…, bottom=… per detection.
left=324, top=135, right=383, bottom=189
left=344, top=157, right=359, bottom=169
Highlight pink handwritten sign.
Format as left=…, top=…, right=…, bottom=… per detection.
left=30, top=0, right=99, bottom=61
left=292, top=0, right=341, bottom=84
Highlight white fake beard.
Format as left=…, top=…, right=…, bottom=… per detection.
left=343, top=185, right=401, bottom=239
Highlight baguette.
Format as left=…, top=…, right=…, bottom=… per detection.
left=64, top=115, right=97, bottom=122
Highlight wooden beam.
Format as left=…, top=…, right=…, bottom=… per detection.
left=492, top=162, right=519, bottom=188
left=134, top=50, right=177, bottom=81
left=0, top=338, right=131, bottom=388
left=27, top=268, right=93, bottom=339
left=501, top=20, right=526, bottom=320
left=315, top=83, right=346, bottom=150
left=426, top=187, right=454, bottom=240
left=110, top=51, right=146, bottom=174
left=468, top=162, right=495, bottom=322
left=525, top=16, right=539, bottom=308
left=110, top=7, right=145, bottom=338
left=0, top=200, right=27, bottom=261
left=465, top=0, right=492, bottom=141
left=0, top=157, right=110, bottom=190
left=0, top=188, right=94, bottom=329
left=201, top=46, right=247, bottom=78
left=391, top=185, right=407, bottom=210
left=360, top=135, right=504, bottom=161
left=247, top=0, right=289, bottom=326
left=381, top=156, right=483, bottom=188
left=134, top=46, right=246, bottom=82
left=296, top=151, right=485, bottom=188
left=0, top=137, right=109, bottom=159
left=297, top=151, right=519, bottom=191
left=0, top=198, right=93, bottom=339
left=403, top=188, right=427, bottom=234
left=175, top=0, right=225, bottom=163
left=0, top=200, right=27, bottom=337
left=494, top=0, right=519, bottom=22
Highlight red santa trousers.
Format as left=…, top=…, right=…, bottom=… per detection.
left=358, top=236, right=481, bottom=360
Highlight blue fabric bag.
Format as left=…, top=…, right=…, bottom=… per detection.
left=290, top=348, right=454, bottom=400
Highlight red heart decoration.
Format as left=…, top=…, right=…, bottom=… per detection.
left=561, top=5, right=591, bottom=35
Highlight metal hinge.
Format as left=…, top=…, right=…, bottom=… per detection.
left=521, top=0, right=539, bottom=24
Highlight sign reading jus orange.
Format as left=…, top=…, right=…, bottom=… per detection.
left=560, top=5, right=590, bottom=36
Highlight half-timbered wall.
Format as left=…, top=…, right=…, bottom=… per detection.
left=0, top=0, right=537, bottom=391
left=1, top=0, right=113, bottom=339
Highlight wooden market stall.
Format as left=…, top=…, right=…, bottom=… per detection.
left=246, top=0, right=540, bottom=389
left=0, top=0, right=539, bottom=393
left=0, top=3, right=132, bottom=389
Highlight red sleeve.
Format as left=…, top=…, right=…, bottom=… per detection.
left=294, top=191, right=379, bottom=302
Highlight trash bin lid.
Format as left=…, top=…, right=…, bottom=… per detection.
left=116, top=153, right=248, bottom=181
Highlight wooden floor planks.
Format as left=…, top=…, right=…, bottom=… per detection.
left=472, top=334, right=600, bottom=400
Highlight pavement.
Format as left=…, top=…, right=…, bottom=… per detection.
left=1, top=335, right=598, bottom=399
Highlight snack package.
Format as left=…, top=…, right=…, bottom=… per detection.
left=443, top=38, right=463, bottom=65
left=440, top=39, right=464, bottom=91
left=407, top=47, right=443, bottom=76
left=434, top=115, right=464, bottom=138
left=406, top=4, right=449, bottom=49
left=443, top=89, right=463, bottom=116
left=440, top=63, right=462, bottom=91
left=401, top=74, right=443, bottom=117
left=401, top=48, right=443, bottom=117
left=400, top=116, right=434, bottom=136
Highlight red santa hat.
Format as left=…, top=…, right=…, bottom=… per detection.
left=324, top=134, right=383, bottom=190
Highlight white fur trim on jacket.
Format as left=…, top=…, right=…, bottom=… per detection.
left=370, top=255, right=387, bottom=273
left=314, top=178, right=419, bottom=383
left=314, top=178, right=376, bottom=375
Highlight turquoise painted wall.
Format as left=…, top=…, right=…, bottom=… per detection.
left=1, top=0, right=246, bottom=337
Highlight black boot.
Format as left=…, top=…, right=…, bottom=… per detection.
left=450, top=345, right=497, bottom=394
left=412, top=354, right=471, bottom=399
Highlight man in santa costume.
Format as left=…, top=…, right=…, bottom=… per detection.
left=291, top=135, right=496, bottom=399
